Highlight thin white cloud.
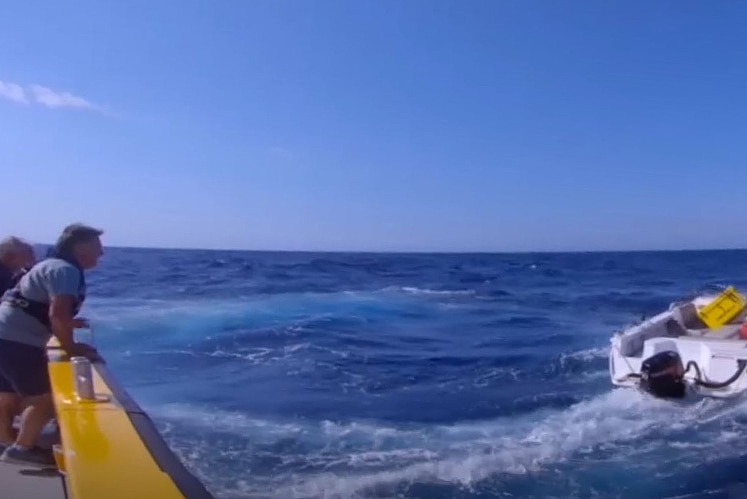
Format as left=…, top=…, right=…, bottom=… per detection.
left=0, top=81, right=28, bottom=104
left=29, top=85, right=97, bottom=110
left=0, top=79, right=106, bottom=114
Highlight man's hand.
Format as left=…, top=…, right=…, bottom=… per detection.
left=66, top=342, right=100, bottom=361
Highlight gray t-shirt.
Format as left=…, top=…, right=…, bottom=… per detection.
left=0, top=259, right=83, bottom=347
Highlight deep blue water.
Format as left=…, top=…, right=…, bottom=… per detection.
left=80, top=248, right=747, bottom=499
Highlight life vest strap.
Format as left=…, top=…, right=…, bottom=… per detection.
left=1, top=289, right=52, bottom=327
left=0, top=256, right=86, bottom=329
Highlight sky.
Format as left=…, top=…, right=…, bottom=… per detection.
left=1, top=1, right=746, bottom=253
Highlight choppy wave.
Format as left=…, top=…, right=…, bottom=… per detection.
left=85, top=248, right=747, bottom=498
left=150, top=389, right=747, bottom=499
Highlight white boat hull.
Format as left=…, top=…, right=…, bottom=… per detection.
left=609, top=295, right=747, bottom=398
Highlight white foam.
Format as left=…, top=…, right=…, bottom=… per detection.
left=152, top=404, right=307, bottom=443
left=473, top=367, right=521, bottom=387
left=390, top=286, right=476, bottom=297
left=138, top=343, right=311, bottom=366
left=561, top=347, right=609, bottom=362
left=283, top=392, right=747, bottom=498
left=84, top=288, right=443, bottom=341
left=150, top=389, right=747, bottom=499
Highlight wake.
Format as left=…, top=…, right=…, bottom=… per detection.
left=151, top=389, right=747, bottom=499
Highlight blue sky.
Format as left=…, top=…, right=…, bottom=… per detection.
left=1, top=1, right=746, bottom=252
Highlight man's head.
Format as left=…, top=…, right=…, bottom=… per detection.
left=54, top=224, right=104, bottom=270
left=0, top=237, right=36, bottom=272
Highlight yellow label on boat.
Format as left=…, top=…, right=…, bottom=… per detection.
left=697, top=286, right=747, bottom=329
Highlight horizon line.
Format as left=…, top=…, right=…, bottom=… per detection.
left=32, top=242, right=747, bottom=255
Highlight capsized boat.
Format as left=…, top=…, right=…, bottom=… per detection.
left=610, top=286, right=747, bottom=399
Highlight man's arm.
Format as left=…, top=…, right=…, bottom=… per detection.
left=49, top=295, right=78, bottom=352
left=44, top=266, right=95, bottom=358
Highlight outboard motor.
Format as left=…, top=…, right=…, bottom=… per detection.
left=640, top=351, right=686, bottom=399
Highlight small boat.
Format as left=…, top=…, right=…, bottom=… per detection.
left=609, top=286, right=747, bottom=399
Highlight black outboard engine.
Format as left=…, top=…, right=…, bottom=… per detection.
left=640, top=351, right=686, bottom=399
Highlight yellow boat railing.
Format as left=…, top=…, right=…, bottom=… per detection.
left=46, top=341, right=214, bottom=499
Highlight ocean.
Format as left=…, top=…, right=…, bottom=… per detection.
left=80, top=248, right=747, bottom=499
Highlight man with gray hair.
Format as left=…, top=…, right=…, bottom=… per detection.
left=0, top=224, right=103, bottom=466
left=0, top=237, right=35, bottom=294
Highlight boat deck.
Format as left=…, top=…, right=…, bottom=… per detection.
left=0, top=344, right=214, bottom=499
left=1, top=417, right=68, bottom=498
left=0, top=461, right=67, bottom=499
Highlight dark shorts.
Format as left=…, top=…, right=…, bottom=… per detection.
left=0, top=339, right=50, bottom=397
